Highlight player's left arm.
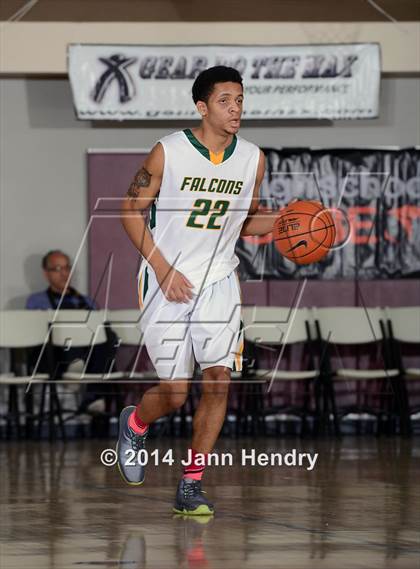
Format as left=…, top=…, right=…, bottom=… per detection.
left=240, top=150, right=277, bottom=236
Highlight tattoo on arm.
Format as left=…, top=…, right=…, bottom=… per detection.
left=127, top=167, right=152, bottom=198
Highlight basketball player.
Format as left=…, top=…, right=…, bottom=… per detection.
left=117, top=66, right=275, bottom=515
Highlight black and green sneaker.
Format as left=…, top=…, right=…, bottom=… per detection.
left=116, top=405, right=148, bottom=485
left=173, top=478, right=214, bottom=516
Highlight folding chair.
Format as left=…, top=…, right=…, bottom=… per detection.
left=107, top=309, right=158, bottom=413
left=240, top=306, right=320, bottom=436
left=107, top=310, right=157, bottom=380
left=314, top=307, right=401, bottom=436
left=41, top=309, right=124, bottom=438
left=0, top=310, right=50, bottom=439
left=386, top=306, right=420, bottom=431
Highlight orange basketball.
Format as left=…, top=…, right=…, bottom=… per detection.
left=273, top=200, right=336, bottom=265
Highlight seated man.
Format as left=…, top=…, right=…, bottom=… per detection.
left=27, top=250, right=95, bottom=310
left=26, top=250, right=115, bottom=413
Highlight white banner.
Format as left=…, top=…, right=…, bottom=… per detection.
left=68, top=43, right=381, bottom=121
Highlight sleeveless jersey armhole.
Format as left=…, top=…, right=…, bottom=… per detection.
left=251, top=147, right=262, bottom=192
left=158, top=139, right=169, bottom=195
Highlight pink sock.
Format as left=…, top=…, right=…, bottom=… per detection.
left=183, top=448, right=208, bottom=481
left=128, top=409, right=148, bottom=435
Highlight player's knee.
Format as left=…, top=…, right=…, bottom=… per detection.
left=159, top=380, right=189, bottom=409
left=202, top=368, right=231, bottom=396
left=162, top=383, right=189, bottom=409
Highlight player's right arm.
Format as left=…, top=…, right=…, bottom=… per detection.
left=121, top=143, right=194, bottom=303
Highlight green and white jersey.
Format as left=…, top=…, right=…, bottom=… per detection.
left=143, top=128, right=260, bottom=290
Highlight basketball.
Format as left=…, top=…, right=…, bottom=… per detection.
left=273, top=200, right=336, bottom=265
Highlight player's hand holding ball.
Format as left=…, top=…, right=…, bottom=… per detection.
left=273, top=200, right=336, bottom=265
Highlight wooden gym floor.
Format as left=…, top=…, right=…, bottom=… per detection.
left=1, top=436, right=419, bottom=568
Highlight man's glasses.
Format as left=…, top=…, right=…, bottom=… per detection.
left=46, top=265, right=72, bottom=273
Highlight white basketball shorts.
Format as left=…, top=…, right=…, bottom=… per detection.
left=137, top=264, right=244, bottom=380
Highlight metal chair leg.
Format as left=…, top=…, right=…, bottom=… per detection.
left=51, top=384, right=66, bottom=440
left=37, top=383, right=47, bottom=438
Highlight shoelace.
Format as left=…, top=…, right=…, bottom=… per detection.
left=183, top=481, right=201, bottom=499
left=129, top=430, right=147, bottom=453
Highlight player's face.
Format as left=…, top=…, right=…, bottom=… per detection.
left=204, top=82, right=244, bottom=134
left=44, top=253, right=71, bottom=293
